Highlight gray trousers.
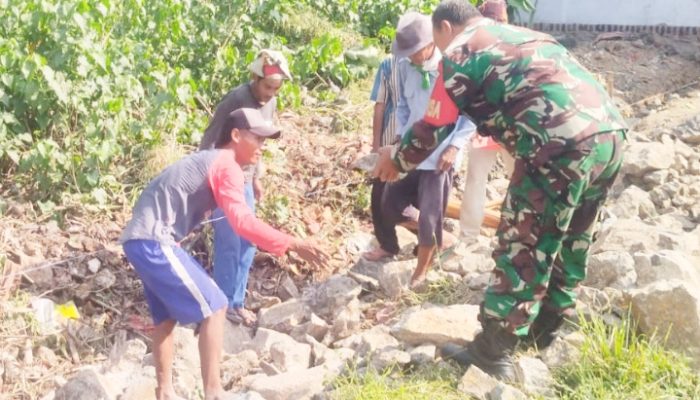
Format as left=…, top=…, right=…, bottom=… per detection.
left=373, top=169, right=453, bottom=254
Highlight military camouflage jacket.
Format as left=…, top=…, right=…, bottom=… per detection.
left=393, top=18, right=628, bottom=172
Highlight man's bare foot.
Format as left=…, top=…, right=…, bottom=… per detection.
left=156, top=388, right=185, bottom=400
left=226, top=307, right=257, bottom=327
left=409, top=275, right=428, bottom=292
left=362, top=247, right=394, bottom=262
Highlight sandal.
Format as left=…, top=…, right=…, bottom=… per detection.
left=226, top=307, right=257, bottom=327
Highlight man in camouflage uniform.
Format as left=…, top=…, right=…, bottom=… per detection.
left=373, top=0, right=627, bottom=380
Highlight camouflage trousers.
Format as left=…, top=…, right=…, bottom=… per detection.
left=482, top=130, right=625, bottom=336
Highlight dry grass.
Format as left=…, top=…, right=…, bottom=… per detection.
left=139, top=135, right=190, bottom=184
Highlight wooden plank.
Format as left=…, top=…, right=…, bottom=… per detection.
left=446, top=198, right=502, bottom=228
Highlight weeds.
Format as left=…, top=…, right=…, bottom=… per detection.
left=330, top=362, right=468, bottom=400
left=555, top=314, right=700, bottom=399
left=401, top=277, right=473, bottom=307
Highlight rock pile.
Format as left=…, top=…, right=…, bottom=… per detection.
left=46, top=94, right=700, bottom=398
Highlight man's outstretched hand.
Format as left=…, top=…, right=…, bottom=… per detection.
left=288, top=239, right=330, bottom=271
left=372, top=146, right=400, bottom=182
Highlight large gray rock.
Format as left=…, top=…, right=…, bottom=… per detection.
left=622, top=142, right=675, bottom=177
left=457, top=366, right=499, bottom=399
left=489, top=383, right=528, bottom=400
left=221, top=350, right=260, bottom=386
left=583, top=251, right=637, bottom=290
left=305, top=275, right=362, bottom=319
left=630, top=280, right=700, bottom=367
left=514, top=357, right=554, bottom=397
left=610, top=185, right=657, bottom=219
left=329, top=298, right=362, bottom=341
left=55, top=369, right=109, bottom=400
left=222, top=322, right=254, bottom=354
left=377, top=260, right=414, bottom=298
left=349, top=257, right=384, bottom=280
left=643, top=169, right=670, bottom=187
left=675, top=115, right=700, bottom=145
left=250, top=328, right=308, bottom=358
left=246, top=365, right=330, bottom=400
left=257, top=298, right=308, bottom=334
left=368, top=348, right=411, bottom=371
left=290, top=312, right=329, bottom=343
left=270, top=339, right=311, bottom=372
left=119, top=366, right=157, bottom=400
left=408, top=344, right=436, bottom=365
left=442, top=251, right=495, bottom=276
left=345, top=232, right=375, bottom=257
left=634, top=250, right=700, bottom=288
left=591, top=218, right=690, bottom=255
left=346, top=269, right=380, bottom=291
left=540, top=334, right=583, bottom=369
left=391, top=304, right=480, bottom=347
left=278, top=274, right=300, bottom=301
left=303, top=334, right=355, bottom=368
left=106, top=335, right=147, bottom=372
left=355, top=325, right=401, bottom=356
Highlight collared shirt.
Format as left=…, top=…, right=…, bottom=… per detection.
left=370, top=57, right=400, bottom=146
left=395, top=53, right=475, bottom=171
left=393, top=18, right=628, bottom=172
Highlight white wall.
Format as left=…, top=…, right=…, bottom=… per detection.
left=532, top=0, right=700, bottom=26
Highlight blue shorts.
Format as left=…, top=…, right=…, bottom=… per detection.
left=123, top=239, right=227, bottom=325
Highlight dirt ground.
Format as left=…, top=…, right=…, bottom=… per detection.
left=567, top=31, right=700, bottom=104
left=1, top=31, right=699, bottom=399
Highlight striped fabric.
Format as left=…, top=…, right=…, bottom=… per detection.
left=370, top=56, right=401, bottom=146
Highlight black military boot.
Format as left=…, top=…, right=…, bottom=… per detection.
left=526, top=305, right=568, bottom=349
left=439, top=319, right=519, bottom=381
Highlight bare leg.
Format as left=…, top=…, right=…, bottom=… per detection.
left=153, top=319, right=178, bottom=400
left=410, top=244, right=436, bottom=289
left=200, top=308, right=226, bottom=400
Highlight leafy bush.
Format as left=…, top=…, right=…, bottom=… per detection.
left=0, top=0, right=536, bottom=211
left=0, top=0, right=378, bottom=207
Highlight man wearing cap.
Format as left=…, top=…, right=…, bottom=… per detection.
left=363, top=12, right=475, bottom=290
left=373, top=0, right=627, bottom=380
left=122, top=108, right=328, bottom=400
left=199, top=49, right=292, bottom=326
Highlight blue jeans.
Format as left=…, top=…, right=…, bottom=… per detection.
left=212, top=183, right=256, bottom=308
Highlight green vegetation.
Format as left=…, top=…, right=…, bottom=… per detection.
left=330, top=363, right=468, bottom=400
left=555, top=315, right=700, bottom=399
left=0, top=0, right=538, bottom=217
left=0, top=0, right=438, bottom=214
